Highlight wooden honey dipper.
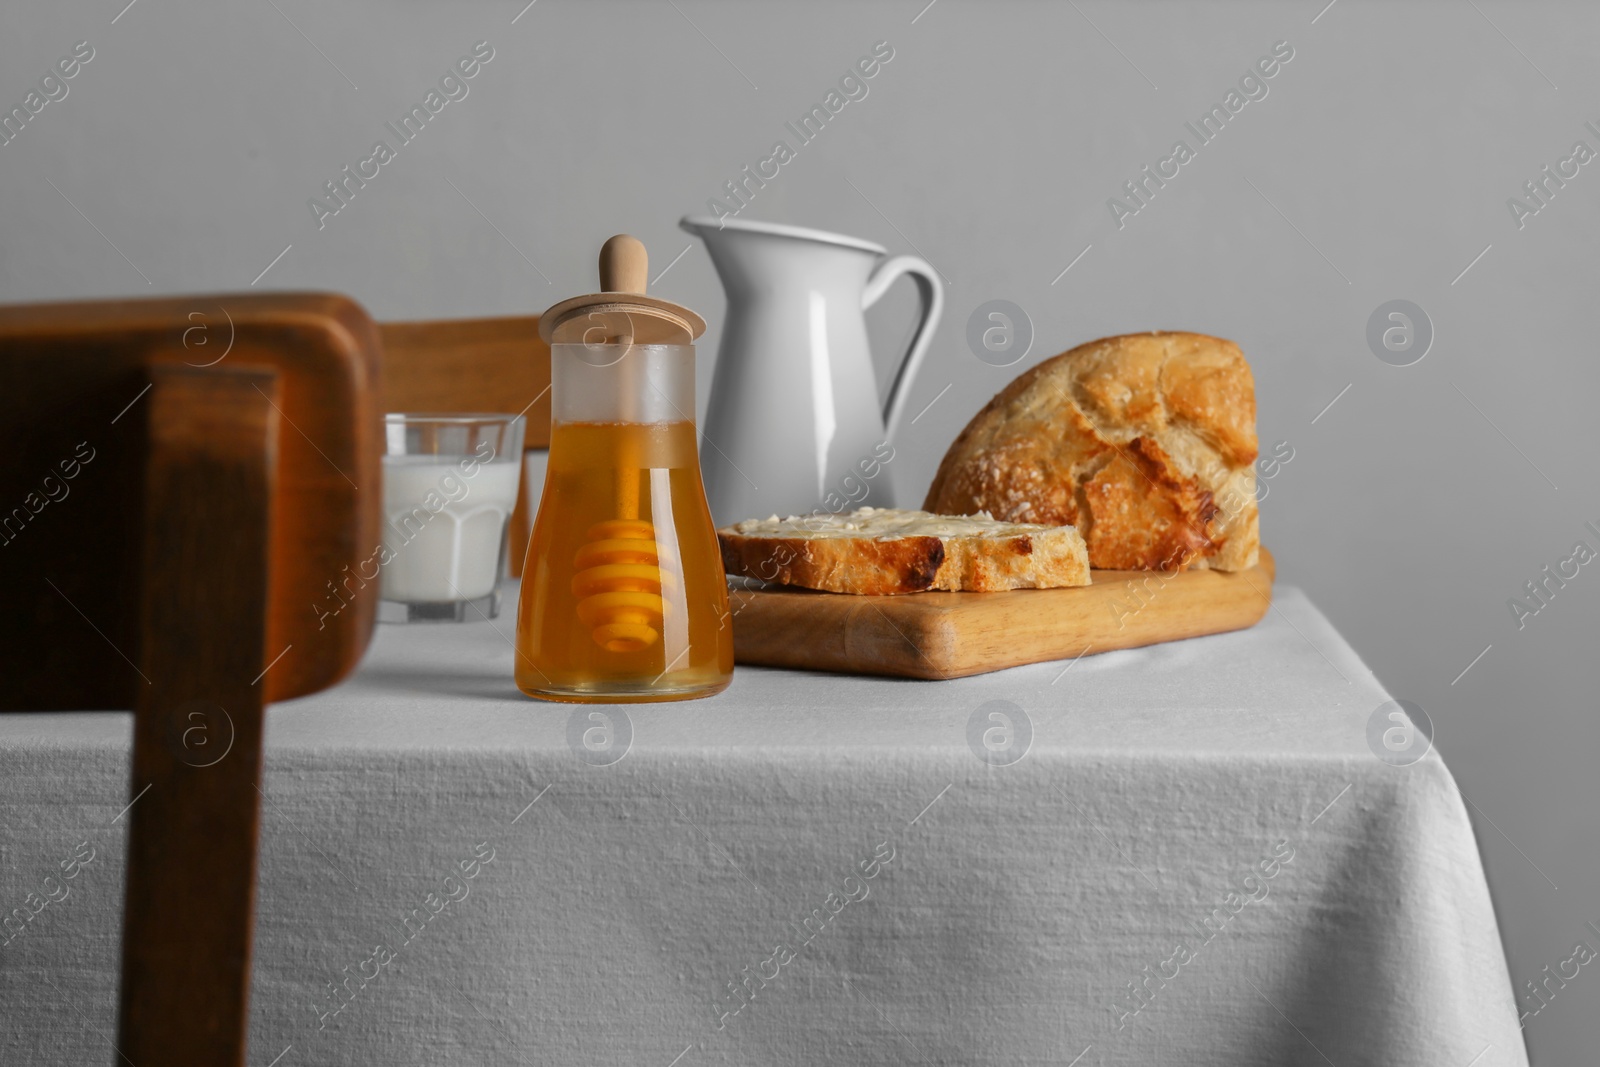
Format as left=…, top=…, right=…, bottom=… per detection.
left=559, top=236, right=688, bottom=652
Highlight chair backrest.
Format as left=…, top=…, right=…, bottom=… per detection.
left=377, top=315, right=551, bottom=574
left=0, top=292, right=383, bottom=1066
left=0, top=293, right=383, bottom=706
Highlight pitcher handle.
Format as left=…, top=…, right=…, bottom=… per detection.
left=863, top=254, right=944, bottom=440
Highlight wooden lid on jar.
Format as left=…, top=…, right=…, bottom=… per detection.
left=538, top=234, right=706, bottom=345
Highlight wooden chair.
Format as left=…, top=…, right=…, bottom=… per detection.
left=377, top=316, right=552, bottom=576
left=0, top=293, right=383, bottom=1066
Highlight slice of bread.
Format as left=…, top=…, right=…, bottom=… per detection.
left=924, top=331, right=1259, bottom=572
left=717, top=507, right=1090, bottom=595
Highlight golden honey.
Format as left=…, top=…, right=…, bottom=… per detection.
left=516, top=420, right=733, bottom=701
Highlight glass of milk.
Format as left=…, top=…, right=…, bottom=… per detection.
left=379, top=414, right=525, bottom=623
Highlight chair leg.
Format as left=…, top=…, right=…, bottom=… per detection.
left=118, top=363, right=279, bottom=1067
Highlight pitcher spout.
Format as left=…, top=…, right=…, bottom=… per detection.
left=680, top=215, right=888, bottom=255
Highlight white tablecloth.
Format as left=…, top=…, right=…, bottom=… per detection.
left=0, top=584, right=1527, bottom=1066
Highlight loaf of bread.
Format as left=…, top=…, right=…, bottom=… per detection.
left=924, top=332, right=1258, bottom=572
left=718, top=507, right=1090, bottom=594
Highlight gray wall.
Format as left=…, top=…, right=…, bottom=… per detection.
left=4, top=0, right=1595, bottom=1059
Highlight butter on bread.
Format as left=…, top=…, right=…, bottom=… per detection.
left=924, top=331, right=1259, bottom=572
left=717, top=507, right=1090, bottom=595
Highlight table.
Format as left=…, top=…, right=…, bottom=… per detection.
left=0, top=584, right=1528, bottom=1066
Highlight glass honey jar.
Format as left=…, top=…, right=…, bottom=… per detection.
left=515, top=236, right=734, bottom=702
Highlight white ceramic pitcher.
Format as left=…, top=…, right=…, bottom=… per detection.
left=680, top=216, right=944, bottom=526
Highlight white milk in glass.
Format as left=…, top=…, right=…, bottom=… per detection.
left=380, top=455, right=521, bottom=602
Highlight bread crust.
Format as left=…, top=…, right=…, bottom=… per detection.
left=717, top=510, right=1090, bottom=594
left=719, top=533, right=946, bottom=595
left=923, top=331, right=1259, bottom=572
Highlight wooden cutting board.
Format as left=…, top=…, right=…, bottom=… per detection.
left=727, top=548, right=1275, bottom=679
